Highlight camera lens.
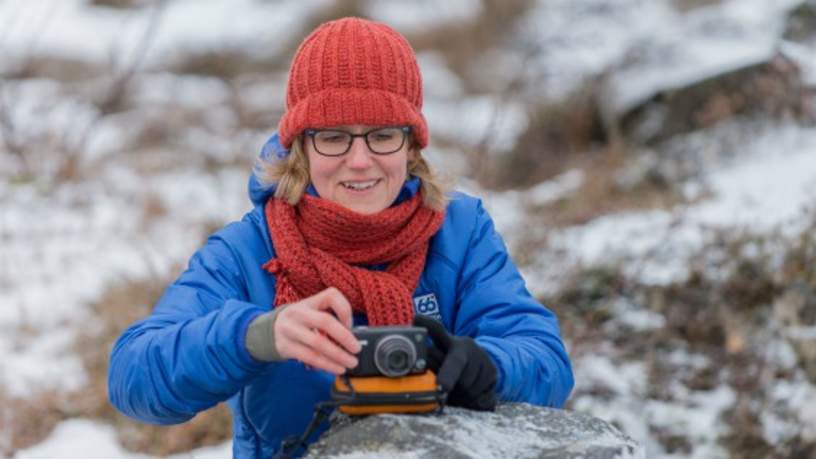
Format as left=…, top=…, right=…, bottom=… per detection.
left=388, top=350, right=408, bottom=369
left=374, top=335, right=417, bottom=377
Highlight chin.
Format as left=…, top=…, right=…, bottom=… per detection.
left=349, top=204, right=386, bottom=215
left=341, top=199, right=388, bottom=215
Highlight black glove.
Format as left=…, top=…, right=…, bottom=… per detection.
left=414, top=315, right=498, bottom=411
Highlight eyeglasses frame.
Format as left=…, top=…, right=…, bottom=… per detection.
left=303, top=126, right=412, bottom=157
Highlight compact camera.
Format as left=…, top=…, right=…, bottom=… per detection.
left=347, top=326, right=428, bottom=378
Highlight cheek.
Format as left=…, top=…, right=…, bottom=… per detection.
left=311, top=165, right=336, bottom=195
left=308, top=161, right=325, bottom=181
left=389, top=155, right=410, bottom=179
left=306, top=163, right=338, bottom=201
left=307, top=152, right=336, bottom=183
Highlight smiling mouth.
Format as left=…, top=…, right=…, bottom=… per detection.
left=341, top=179, right=380, bottom=191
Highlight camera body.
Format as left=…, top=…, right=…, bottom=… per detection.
left=347, top=325, right=428, bottom=378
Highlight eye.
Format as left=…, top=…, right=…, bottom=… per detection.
left=370, top=129, right=398, bottom=142
left=316, top=132, right=349, bottom=144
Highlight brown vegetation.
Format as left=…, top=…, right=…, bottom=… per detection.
left=557, top=214, right=816, bottom=456
left=0, top=386, right=70, bottom=456
left=172, top=49, right=285, bottom=80
left=407, top=0, right=533, bottom=93
left=71, top=264, right=234, bottom=455
left=1, top=267, right=236, bottom=456
left=89, top=0, right=157, bottom=9
left=480, top=83, right=607, bottom=190
left=5, top=0, right=816, bottom=456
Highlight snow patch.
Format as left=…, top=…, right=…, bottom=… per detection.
left=365, top=0, right=481, bottom=33
left=14, top=418, right=232, bottom=459
left=0, top=0, right=331, bottom=67
left=544, top=123, right=816, bottom=287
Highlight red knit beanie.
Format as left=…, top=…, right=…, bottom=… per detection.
left=277, top=17, right=428, bottom=150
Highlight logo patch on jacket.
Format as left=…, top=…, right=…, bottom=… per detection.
left=413, top=293, right=442, bottom=321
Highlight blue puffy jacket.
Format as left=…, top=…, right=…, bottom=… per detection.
left=108, top=142, right=574, bottom=458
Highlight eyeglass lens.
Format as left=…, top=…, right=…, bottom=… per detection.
left=312, top=127, right=406, bottom=156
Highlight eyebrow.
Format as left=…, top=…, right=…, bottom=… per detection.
left=322, top=125, right=390, bottom=131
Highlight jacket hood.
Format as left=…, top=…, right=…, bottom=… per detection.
left=248, top=133, right=287, bottom=206
left=248, top=132, right=421, bottom=207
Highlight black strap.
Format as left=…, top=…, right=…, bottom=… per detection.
left=274, top=400, right=340, bottom=459
left=273, top=375, right=448, bottom=458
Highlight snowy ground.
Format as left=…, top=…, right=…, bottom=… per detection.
left=3, top=0, right=816, bottom=458
left=476, top=121, right=816, bottom=459
left=14, top=419, right=231, bottom=459
left=513, top=122, right=816, bottom=293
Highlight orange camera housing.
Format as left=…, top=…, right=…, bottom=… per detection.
left=332, top=370, right=442, bottom=415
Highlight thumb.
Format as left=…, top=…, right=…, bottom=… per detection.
left=436, top=344, right=467, bottom=393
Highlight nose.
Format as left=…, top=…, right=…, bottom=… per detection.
left=346, top=137, right=373, bottom=169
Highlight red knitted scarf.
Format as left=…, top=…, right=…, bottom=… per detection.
left=263, top=193, right=445, bottom=326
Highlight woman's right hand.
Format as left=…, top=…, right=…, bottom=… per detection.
left=273, top=287, right=362, bottom=375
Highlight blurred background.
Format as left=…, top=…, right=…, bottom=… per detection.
left=2, top=0, right=816, bottom=457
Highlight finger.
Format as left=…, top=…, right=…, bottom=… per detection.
left=301, top=309, right=361, bottom=358
left=312, top=287, right=354, bottom=330
left=457, top=350, right=482, bottom=394
left=414, top=315, right=452, bottom=352
left=293, top=322, right=358, bottom=369
left=275, top=310, right=356, bottom=368
left=285, top=340, right=347, bottom=375
left=466, top=361, right=496, bottom=398
left=437, top=345, right=468, bottom=393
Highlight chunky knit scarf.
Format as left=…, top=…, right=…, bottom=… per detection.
left=263, top=193, right=445, bottom=326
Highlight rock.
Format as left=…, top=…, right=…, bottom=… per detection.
left=595, top=0, right=815, bottom=145
left=600, top=52, right=812, bottom=146
left=784, top=0, right=816, bottom=42
left=304, top=403, right=643, bottom=459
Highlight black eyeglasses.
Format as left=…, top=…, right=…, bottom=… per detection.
left=303, top=126, right=412, bottom=157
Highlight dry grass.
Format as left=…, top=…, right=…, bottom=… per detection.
left=2, top=55, right=104, bottom=81
left=407, top=0, right=533, bottom=93
left=670, top=0, right=723, bottom=12
left=550, top=266, right=622, bottom=338
left=501, top=145, right=690, bottom=272
left=172, top=49, right=285, bottom=80
left=0, top=386, right=72, bottom=456
left=506, top=144, right=690, bottom=271
left=558, top=214, right=816, bottom=456
left=479, top=83, right=607, bottom=190
left=534, top=151, right=683, bottom=228
left=89, top=0, right=156, bottom=8
left=72, top=268, right=235, bottom=455
left=2, top=267, right=235, bottom=456
left=296, top=0, right=369, bottom=45
left=255, top=0, right=371, bottom=76
left=403, top=0, right=604, bottom=193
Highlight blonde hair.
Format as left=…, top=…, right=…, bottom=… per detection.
left=257, top=136, right=449, bottom=212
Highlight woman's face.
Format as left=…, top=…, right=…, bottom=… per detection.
left=304, top=124, right=413, bottom=215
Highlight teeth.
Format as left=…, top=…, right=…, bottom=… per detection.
left=343, top=180, right=378, bottom=190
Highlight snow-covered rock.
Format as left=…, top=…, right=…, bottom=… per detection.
left=305, top=403, right=643, bottom=459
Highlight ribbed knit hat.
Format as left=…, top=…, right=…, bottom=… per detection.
left=277, top=17, right=428, bottom=150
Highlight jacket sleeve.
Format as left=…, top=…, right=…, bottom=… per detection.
left=453, top=200, right=574, bottom=407
left=108, top=228, right=271, bottom=425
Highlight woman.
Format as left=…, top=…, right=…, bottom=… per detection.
left=108, top=17, right=574, bottom=458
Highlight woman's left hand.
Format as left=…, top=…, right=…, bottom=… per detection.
left=414, top=315, right=498, bottom=411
